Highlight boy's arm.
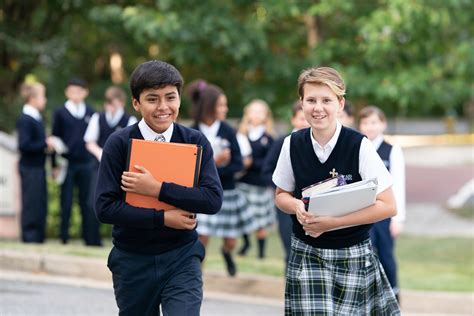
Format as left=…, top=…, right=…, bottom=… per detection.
left=17, top=119, right=47, bottom=154
left=95, top=135, right=165, bottom=229
left=159, top=136, right=223, bottom=214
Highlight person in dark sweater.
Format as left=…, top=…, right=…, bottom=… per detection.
left=187, top=79, right=249, bottom=277
left=52, top=78, right=102, bottom=246
left=273, top=67, right=400, bottom=315
left=359, top=105, right=406, bottom=302
left=16, top=82, right=54, bottom=243
left=95, top=60, right=223, bottom=315
left=262, top=101, right=309, bottom=273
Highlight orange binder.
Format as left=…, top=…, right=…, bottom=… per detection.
left=124, top=139, right=202, bottom=210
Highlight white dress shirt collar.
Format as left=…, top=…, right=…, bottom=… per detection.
left=138, top=119, right=174, bottom=142
left=65, top=100, right=86, bottom=119
left=199, top=120, right=221, bottom=140
left=248, top=125, right=266, bottom=142
left=371, top=134, right=385, bottom=150
left=22, top=104, right=42, bottom=121
left=105, top=108, right=125, bottom=128
left=309, top=121, right=342, bottom=163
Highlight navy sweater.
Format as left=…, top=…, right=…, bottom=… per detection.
left=52, top=105, right=95, bottom=164
left=16, top=114, right=47, bottom=167
left=192, top=121, right=243, bottom=190
left=240, top=133, right=274, bottom=186
left=95, top=123, right=223, bottom=254
left=262, top=134, right=286, bottom=187
left=98, top=112, right=130, bottom=148
left=290, top=127, right=370, bottom=249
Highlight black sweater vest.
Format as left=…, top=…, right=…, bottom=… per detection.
left=98, top=112, right=130, bottom=148
left=290, top=127, right=372, bottom=249
left=377, top=140, right=392, bottom=171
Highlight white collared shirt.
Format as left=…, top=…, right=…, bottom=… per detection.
left=138, top=118, right=174, bottom=142
left=199, top=120, right=221, bottom=144
left=372, top=135, right=406, bottom=222
left=248, top=125, right=266, bottom=142
left=83, top=111, right=137, bottom=143
left=310, top=121, right=342, bottom=164
left=272, top=125, right=393, bottom=196
left=22, top=104, right=42, bottom=121
left=65, top=100, right=86, bottom=119
left=237, top=133, right=252, bottom=157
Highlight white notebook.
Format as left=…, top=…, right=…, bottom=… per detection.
left=308, top=178, right=378, bottom=218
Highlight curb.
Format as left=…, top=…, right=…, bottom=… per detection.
left=1, top=249, right=473, bottom=315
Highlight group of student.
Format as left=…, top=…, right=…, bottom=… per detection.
left=18, top=60, right=404, bottom=315
left=17, top=79, right=136, bottom=247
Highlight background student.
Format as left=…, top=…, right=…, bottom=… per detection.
left=16, top=82, right=54, bottom=243
left=338, top=100, right=355, bottom=128
left=52, top=78, right=102, bottom=246
left=262, top=100, right=309, bottom=272
left=95, top=60, right=223, bottom=315
left=273, top=66, right=400, bottom=314
left=188, top=79, right=250, bottom=277
left=359, top=105, right=406, bottom=301
left=236, top=99, right=275, bottom=259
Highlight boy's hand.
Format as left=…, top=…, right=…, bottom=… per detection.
left=215, top=148, right=231, bottom=167
left=294, top=198, right=311, bottom=225
left=390, top=220, right=402, bottom=238
left=121, top=165, right=161, bottom=197
left=164, top=209, right=197, bottom=230
left=302, top=216, right=336, bottom=238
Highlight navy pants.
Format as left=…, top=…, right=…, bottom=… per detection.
left=370, top=218, right=398, bottom=294
left=276, top=208, right=292, bottom=271
left=108, top=239, right=205, bottom=316
left=60, top=162, right=101, bottom=245
left=19, top=165, right=47, bottom=243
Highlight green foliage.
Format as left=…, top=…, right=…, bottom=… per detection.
left=1, top=0, right=473, bottom=132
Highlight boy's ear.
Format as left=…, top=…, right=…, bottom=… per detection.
left=338, top=97, right=345, bottom=113
left=131, top=97, right=140, bottom=112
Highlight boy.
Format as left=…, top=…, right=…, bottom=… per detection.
left=359, top=105, right=406, bottom=301
left=16, top=82, right=54, bottom=243
left=95, top=60, right=223, bottom=315
left=52, top=78, right=102, bottom=246
left=84, top=86, right=137, bottom=162
left=262, top=101, right=309, bottom=272
left=337, top=100, right=355, bottom=128
left=272, top=67, right=400, bottom=314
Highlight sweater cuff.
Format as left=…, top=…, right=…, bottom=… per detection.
left=153, top=210, right=164, bottom=229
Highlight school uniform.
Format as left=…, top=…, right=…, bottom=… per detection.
left=52, top=101, right=101, bottom=245
left=370, top=135, right=406, bottom=297
left=237, top=126, right=275, bottom=230
left=192, top=120, right=252, bottom=237
left=16, top=105, right=48, bottom=243
left=95, top=119, right=223, bottom=315
left=273, top=122, right=400, bottom=315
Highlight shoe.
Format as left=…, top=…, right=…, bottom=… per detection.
left=237, top=234, right=250, bottom=256
left=221, top=249, right=237, bottom=277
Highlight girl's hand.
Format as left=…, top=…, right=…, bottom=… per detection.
left=302, top=216, right=336, bottom=238
left=121, top=165, right=161, bottom=197
left=215, top=148, right=231, bottom=167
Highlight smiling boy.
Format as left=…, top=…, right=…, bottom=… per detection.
left=95, top=60, right=223, bottom=315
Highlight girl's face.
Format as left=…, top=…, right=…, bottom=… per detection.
left=301, top=83, right=344, bottom=133
left=247, top=103, right=267, bottom=126
left=359, top=113, right=386, bottom=141
left=215, top=94, right=228, bottom=121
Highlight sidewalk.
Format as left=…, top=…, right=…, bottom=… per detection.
left=1, top=249, right=472, bottom=315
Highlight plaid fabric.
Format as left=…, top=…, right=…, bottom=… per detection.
left=236, top=182, right=275, bottom=230
left=196, top=189, right=254, bottom=237
left=286, top=236, right=400, bottom=316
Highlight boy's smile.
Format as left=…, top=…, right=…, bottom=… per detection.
left=132, top=86, right=180, bottom=134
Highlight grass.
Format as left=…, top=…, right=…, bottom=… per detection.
left=1, top=231, right=473, bottom=292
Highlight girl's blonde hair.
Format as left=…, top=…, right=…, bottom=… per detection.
left=238, top=99, right=275, bottom=137
left=297, top=67, right=346, bottom=100
left=20, top=82, right=45, bottom=103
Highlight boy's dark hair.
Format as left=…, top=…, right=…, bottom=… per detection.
left=67, top=78, right=88, bottom=89
left=130, top=60, right=184, bottom=101
left=186, top=79, right=224, bottom=124
left=105, top=86, right=126, bottom=103
left=343, top=100, right=355, bottom=117
left=291, top=100, right=302, bottom=117
left=358, top=105, right=387, bottom=122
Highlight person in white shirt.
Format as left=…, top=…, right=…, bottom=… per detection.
left=359, top=105, right=406, bottom=301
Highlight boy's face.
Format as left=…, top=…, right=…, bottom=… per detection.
left=132, top=85, right=180, bottom=134
left=291, top=109, right=310, bottom=130
left=65, top=85, right=88, bottom=104
left=338, top=110, right=354, bottom=127
left=359, top=113, right=387, bottom=141
left=215, top=94, right=228, bottom=121
left=301, top=83, right=344, bottom=133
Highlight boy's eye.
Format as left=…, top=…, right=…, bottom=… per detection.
left=147, top=98, right=157, bottom=103
left=167, top=96, right=176, bottom=101
left=323, top=98, right=331, bottom=103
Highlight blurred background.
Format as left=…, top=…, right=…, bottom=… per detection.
left=0, top=1, right=473, bottom=315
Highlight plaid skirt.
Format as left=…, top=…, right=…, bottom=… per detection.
left=196, top=189, right=254, bottom=238
left=236, top=182, right=275, bottom=231
left=285, top=236, right=400, bottom=316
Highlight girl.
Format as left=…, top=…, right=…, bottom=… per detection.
left=187, top=80, right=251, bottom=276
left=237, top=99, right=275, bottom=259
left=273, top=67, right=400, bottom=315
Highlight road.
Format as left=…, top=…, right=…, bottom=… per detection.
left=0, top=272, right=283, bottom=316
